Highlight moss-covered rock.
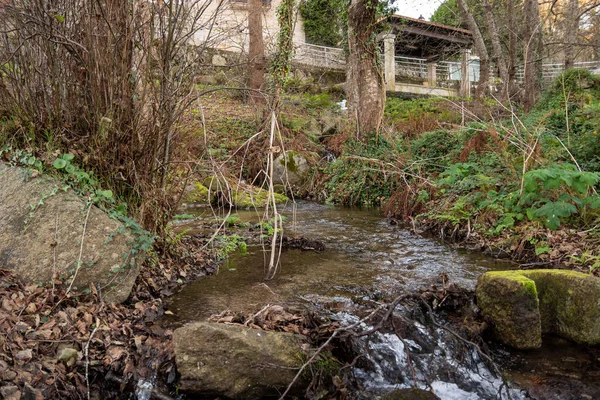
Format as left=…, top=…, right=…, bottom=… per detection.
left=185, top=176, right=289, bottom=208
left=476, top=271, right=542, bottom=349
left=273, top=151, right=310, bottom=187
left=184, top=182, right=212, bottom=203
left=230, top=187, right=288, bottom=208
left=476, top=269, right=600, bottom=348
left=522, top=270, right=600, bottom=344
left=174, top=322, right=307, bottom=398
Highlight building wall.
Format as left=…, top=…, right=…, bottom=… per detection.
left=193, top=0, right=305, bottom=54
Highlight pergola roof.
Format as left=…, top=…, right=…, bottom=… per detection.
left=384, top=15, right=473, bottom=59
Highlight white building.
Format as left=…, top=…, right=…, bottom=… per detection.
left=193, top=0, right=305, bottom=54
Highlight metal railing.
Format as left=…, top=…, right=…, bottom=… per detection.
left=394, top=55, right=427, bottom=79
left=292, top=41, right=600, bottom=89
left=294, top=42, right=345, bottom=69
left=516, top=60, right=600, bottom=82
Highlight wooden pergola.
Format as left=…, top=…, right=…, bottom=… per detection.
left=380, top=15, right=474, bottom=97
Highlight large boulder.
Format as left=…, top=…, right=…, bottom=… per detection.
left=0, top=164, right=142, bottom=303
left=174, top=322, right=307, bottom=398
left=476, top=271, right=541, bottom=349
left=273, top=151, right=310, bottom=188
left=476, top=270, right=600, bottom=348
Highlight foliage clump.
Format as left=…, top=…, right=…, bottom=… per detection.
left=300, top=0, right=347, bottom=47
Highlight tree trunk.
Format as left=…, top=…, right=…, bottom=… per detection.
left=523, top=0, right=541, bottom=111
left=483, top=0, right=510, bottom=101
left=346, top=0, right=385, bottom=138
left=564, top=0, right=579, bottom=69
left=248, top=0, right=265, bottom=105
left=457, top=0, right=490, bottom=98
left=507, top=0, right=517, bottom=89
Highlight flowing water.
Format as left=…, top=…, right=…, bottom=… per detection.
left=164, top=201, right=600, bottom=399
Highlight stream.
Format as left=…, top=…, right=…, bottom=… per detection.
left=163, top=201, right=600, bottom=399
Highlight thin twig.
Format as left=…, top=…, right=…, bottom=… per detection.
left=52, top=211, right=59, bottom=298
left=245, top=303, right=271, bottom=326
left=66, top=202, right=92, bottom=296
left=85, top=323, right=99, bottom=400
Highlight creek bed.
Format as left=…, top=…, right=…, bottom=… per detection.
left=163, top=201, right=600, bottom=399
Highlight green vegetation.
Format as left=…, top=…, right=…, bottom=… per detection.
left=0, top=145, right=155, bottom=254
left=316, top=71, right=600, bottom=268
left=300, top=0, right=346, bottom=47
left=215, top=235, right=248, bottom=260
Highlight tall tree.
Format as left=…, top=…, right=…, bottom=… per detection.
left=248, top=0, right=266, bottom=105
left=523, top=0, right=541, bottom=111
left=482, top=0, right=509, bottom=100
left=507, top=0, right=518, bottom=88
left=346, top=0, right=385, bottom=137
left=456, top=0, right=490, bottom=98
left=564, top=0, right=579, bottom=69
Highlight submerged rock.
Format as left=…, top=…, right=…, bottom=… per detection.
left=0, top=164, right=142, bottom=303
left=174, top=322, right=307, bottom=398
left=381, top=388, right=441, bottom=400
left=476, top=270, right=600, bottom=348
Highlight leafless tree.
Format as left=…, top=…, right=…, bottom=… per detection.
left=483, top=0, right=510, bottom=100
left=248, top=0, right=266, bottom=105
left=0, top=0, right=226, bottom=233
left=457, top=0, right=490, bottom=98
left=523, top=0, right=542, bottom=111
left=564, top=0, right=579, bottom=68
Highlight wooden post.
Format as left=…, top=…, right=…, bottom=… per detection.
left=383, top=33, right=396, bottom=91
left=427, top=62, right=437, bottom=87
left=460, top=48, right=471, bottom=98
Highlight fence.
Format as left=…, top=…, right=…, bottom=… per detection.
left=516, top=61, right=600, bottom=82
left=293, top=41, right=600, bottom=89
left=294, top=42, right=345, bottom=69
left=394, top=55, right=427, bottom=79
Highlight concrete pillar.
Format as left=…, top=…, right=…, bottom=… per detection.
left=427, top=62, right=437, bottom=87
left=460, top=48, right=471, bottom=98
left=383, top=33, right=396, bottom=91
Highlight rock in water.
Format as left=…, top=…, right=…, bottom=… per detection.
left=381, top=388, right=441, bottom=400
left=476, top=271, right=542, bottom=349
left=174, top=322, right=307, bottom=398
left=0, top=164, right=142, bottom=303
left=476, top=269, right=600, bottom=348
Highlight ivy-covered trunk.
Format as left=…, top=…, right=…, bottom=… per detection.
left=346, top=0, right=385, bottom=138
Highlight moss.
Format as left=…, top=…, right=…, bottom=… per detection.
left=201, top=175, right=289, bottom=208
left=477, top=269, right=600, bottom=347
left=273, top=184, right=286, bottom=195
left=231, top=189, right=288, bottom=208
left=480, top=270, right=538, bottom=298
left=476, top=271, right=542, bottom=349
left=186, top=182, right=210, bottom=203
left=280, top=151, right=299, bottom=173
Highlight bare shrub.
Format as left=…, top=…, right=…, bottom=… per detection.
left=0, top=0, right=225, bottom=235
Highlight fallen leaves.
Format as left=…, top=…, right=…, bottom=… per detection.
left=0, top=235, right=214, bottom=399
left=209, top=304, right=313, bottom=336
left=0, top=269, right=176, bottom=399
